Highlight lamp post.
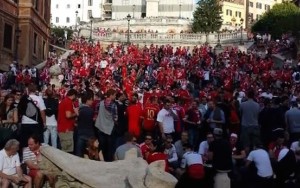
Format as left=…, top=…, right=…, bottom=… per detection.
left=75, top=11, right=78, bottom=32
left=216, top=31, right=221, bottom=48
left=127, top=14, right=131, bottom=45
left=179, top=4, right=182, bottom=18
left=14, top=28, right=21, bottom=64
left=89, top=16, right=93, bottom=42
left=239, top=18, right=244, bottom=45
left=133, top=5, right=136, bottom=19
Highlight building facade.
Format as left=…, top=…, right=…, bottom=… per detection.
left=51, top=0, right=103, bottom=27
left=0, top=0, right=51, bottom=71
left=51, top=0, right=196, bottom=27
left=221, top=0, right=246, bottom=29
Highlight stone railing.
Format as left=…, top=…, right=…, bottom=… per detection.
left=79, top=29, right=248, bottom=45
left=39, top=146, right=177, bottom=188
left=35, top=44, right=74, bottom=70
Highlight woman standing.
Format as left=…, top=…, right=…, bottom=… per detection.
left=0, top=94, right=19, bottom=147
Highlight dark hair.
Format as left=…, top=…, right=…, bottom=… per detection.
left=182, top=143, right=193, bottom=150
left=81, top=91, right=94, bottom=104
left=28, top=83, right=37, bottom=93
left=0, top=94, right=15, bottom=120
left=247, top=89, right=255, bottom=99
left=124, top=132, right=134, bottom=142
left=66, top=89, right=78, bottom=97
left=106, top=89, right=116, bottom=97
left=28, top=134, right=41, bottom=145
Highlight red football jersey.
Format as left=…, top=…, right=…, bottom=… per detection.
left=142, top=104, right=160, bottom=132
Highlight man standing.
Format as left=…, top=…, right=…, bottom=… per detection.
left=240, top=90, right=260, bottom=152
left=75, top=92, right=95, bottom=157
left=0, top=139, right=31, bottom=188
left=142, top=96, right=160, bottom=137
left=57, top=89, right=78, bottom=153
left=127, top=94, right=143, bottom=140
left=157, top=99, right=178, bottom=140
left=18, top=83, right=46, bottom=148
left=285, top=100, right=300, bottom=142
left=95, top=89, right=118, bottom=161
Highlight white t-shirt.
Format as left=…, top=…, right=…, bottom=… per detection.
left=198, top=141, right=209, bottom=156
left=21, top=94, right=46, bottom=124
left=46, top=115, right=57, bottom=126
left=290, top=141, right=300, bottom=153
left=181, top=151, right=203, bottom=168
left=0, top=149, right=21, bottom=175
left=247, top=149, right=273, bottom=177
left=157, top=108, right=176, bottom=134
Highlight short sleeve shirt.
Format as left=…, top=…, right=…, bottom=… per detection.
left=0, top=149, right=20, bottom=175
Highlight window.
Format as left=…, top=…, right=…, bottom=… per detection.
left=249, top=13, right=253, bottom=20
left=34, top=0, right=39, bottom=11
left=256, top=2, right=262, bottom=9
left=56, top=17, right=59, bottom=23
left=88, top=0, right=93, bottom=6
left=66, top=17, right=70, bottom=23
left=3, top=23, right=13, bottom=50
left=42, top=41, right=46, bottom=59
left=78, top=4, right=81, bottom=8
left=256, top=14, right=261, bottom=20
left=235, top=11, right=241, bottom=18
left=67, top=4, right=70, bottom=8
left=56, top=4, right=59, bottom=8
left=226, top=9, right=232, bottom=16
left=249, top=2, right=253, bottom=7
left=34, top=33, right=38, bottom=54
left=88, top=10, right=92, bottom=19
left=265, top=5, right=270, bottom=11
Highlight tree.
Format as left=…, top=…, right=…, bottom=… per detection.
left=252, top=2, right=300, bottom=39
left=192, top=0, right=223, bottom=33
left=51, top=26, right=74, bottom=39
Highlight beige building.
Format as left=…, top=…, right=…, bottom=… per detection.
left=221, top=0, right=246, bottom=29
left=220, top=0, right=285, bottom=29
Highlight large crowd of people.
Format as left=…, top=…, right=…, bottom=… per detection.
left=0, top=34, right=300, bottom=188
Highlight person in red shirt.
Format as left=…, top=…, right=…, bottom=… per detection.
left=147, top=143, right=169, bottom=172
left=57, top=89, right=78, bottom=153
left=127, top=94, right=143, bottom=140
left=142, top=96, right=160, bottom=136
left=139, top=134, right=154, bottom=160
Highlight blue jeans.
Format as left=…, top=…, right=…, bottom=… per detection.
left=188, top=128, right=198, bottom=149
left=75, top=135, right=89, bottom=157
left=43, top=125, right=58, bottom=148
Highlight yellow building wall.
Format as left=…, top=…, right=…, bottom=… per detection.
left=221, top=2, right=246, bottom=28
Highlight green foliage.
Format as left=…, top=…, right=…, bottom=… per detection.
left=51, top=26, right=74, bottom=39
left=252, top=2, right=300, bottom=38
left=192, top=0, right=223, bottom=33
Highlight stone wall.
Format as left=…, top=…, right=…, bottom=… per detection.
left=39, top=146, right=178, bottom=188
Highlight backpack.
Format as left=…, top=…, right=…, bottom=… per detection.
left=18, top=95, right=43, bottom=125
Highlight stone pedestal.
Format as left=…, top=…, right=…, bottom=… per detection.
left=146, top=0, right=159, bottom=17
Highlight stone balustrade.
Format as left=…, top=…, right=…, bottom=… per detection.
left=79, top=29, right=248, bottom=45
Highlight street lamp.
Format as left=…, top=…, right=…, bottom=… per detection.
left=216, top=31, right=221, bottom=48
left=239, top=18, right=244, bottom=45
left=89, top=16, right=93, bottom=42
left=132, top=5, right=136, bottom=19
left=126, top=14, right=131, bottom=45
left=14, top=28, right=21, bottom=64
left=75, top=11, right=78, bottom=31
left=179, top=4, right=182, bottom=18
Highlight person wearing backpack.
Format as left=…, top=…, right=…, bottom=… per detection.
left=18, top=84, right=46, bottom=148
left=43, top=89, right=59, bottom=148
